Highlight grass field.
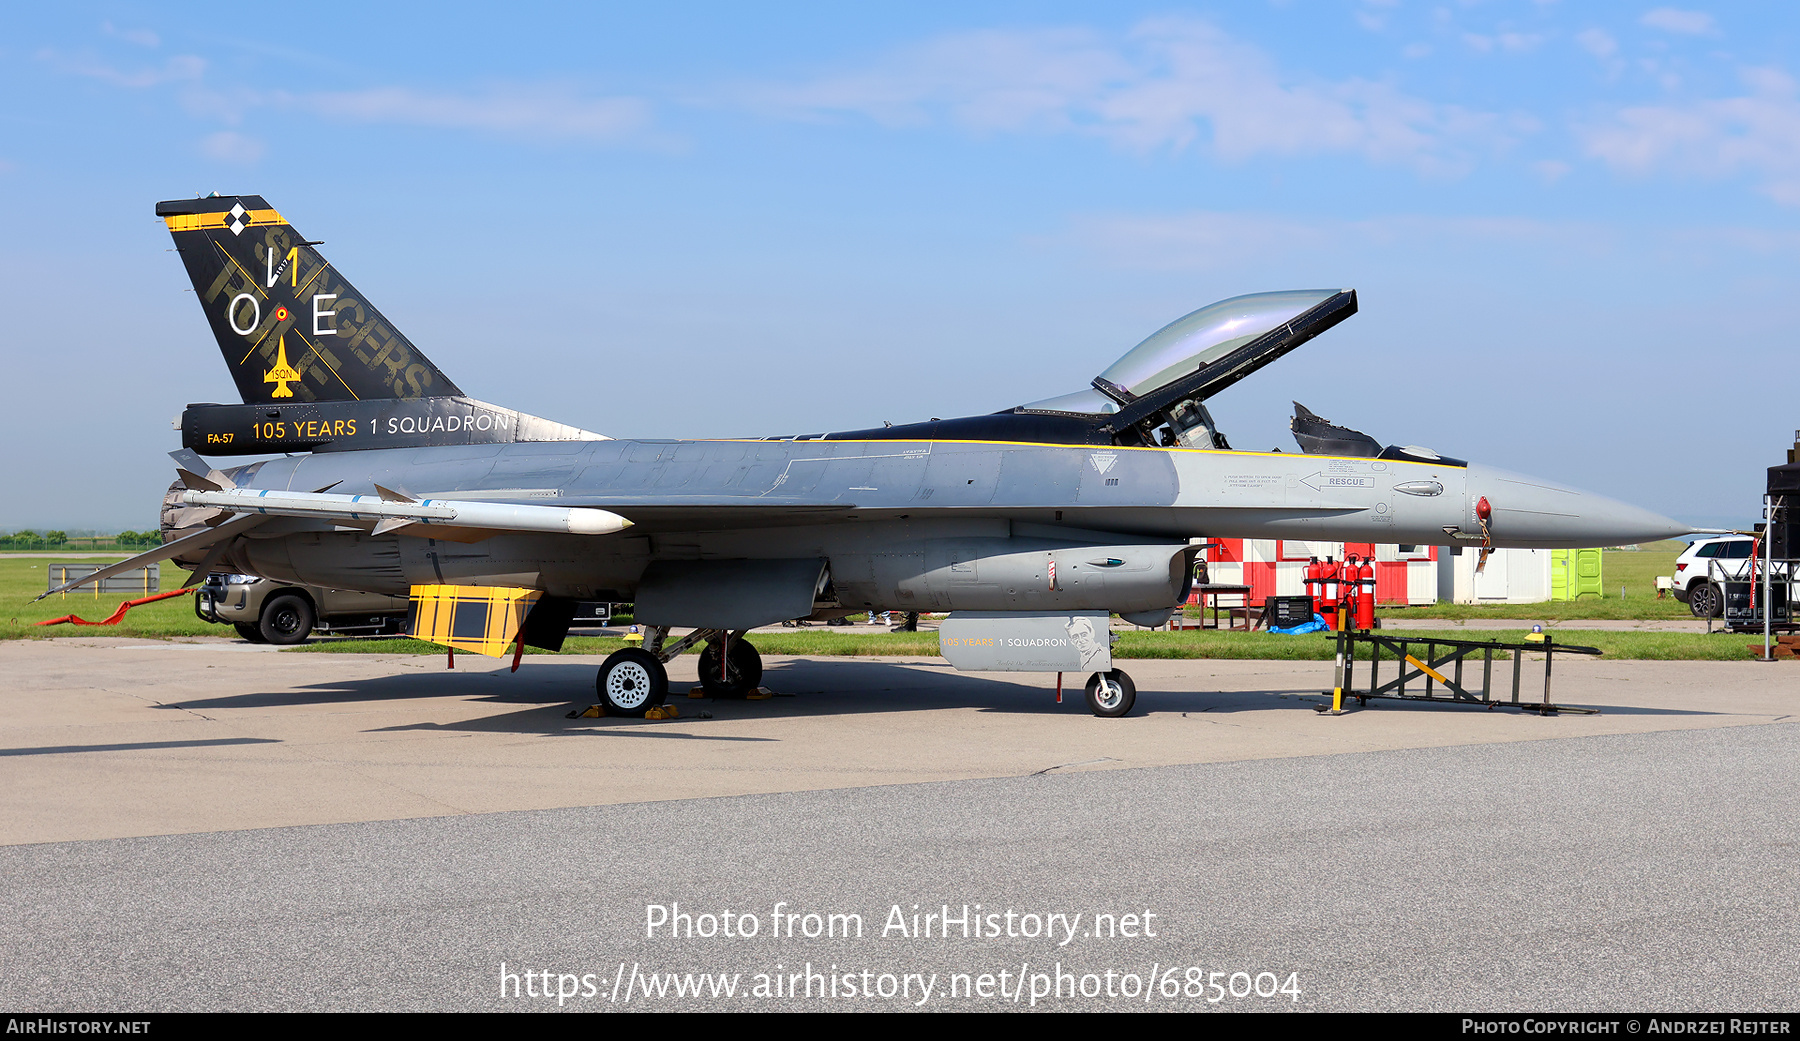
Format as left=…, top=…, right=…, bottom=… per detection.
left=1, top=559, right=215, bottom=639
left=1377, top=543, right=1693, bottom=620
left=0, top=549, right=1778, bottom=661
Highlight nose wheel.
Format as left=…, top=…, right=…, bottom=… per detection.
left=597, top=648, right=669, bottom=717
left=1085, top=669, right=1137, bottom=717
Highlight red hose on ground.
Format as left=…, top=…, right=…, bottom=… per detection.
left=36, top=587, right=197, bottom=626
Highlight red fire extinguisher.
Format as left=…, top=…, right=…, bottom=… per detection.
left=1320, top=556, right=1338, bottom=629
left=1305, top=556, right=1322, bottom=613
left=1357, top=556, right=1376, bottom=631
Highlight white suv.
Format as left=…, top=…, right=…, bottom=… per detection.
left=1670, top=535, right=1785, bottom=618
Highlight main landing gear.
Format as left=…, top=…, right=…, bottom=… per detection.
left=595, top=627, right=762, bottom=716
left=597, top=648, right=666, bottom=716
left=697, top=635, right=763, bottom=698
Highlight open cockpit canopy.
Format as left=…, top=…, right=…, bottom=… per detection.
left=1019, top=289, right=1356, bottom=449
left=1093, top=289, right=1347, bottom=402
left=812, top=288, right=1362, bottom=449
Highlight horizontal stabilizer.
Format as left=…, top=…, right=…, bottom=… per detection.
left=176, top=468, right=221, bottom=493
left=169, top=448, right=238, bottom=490
left=34, top=513, right=269, bottom=601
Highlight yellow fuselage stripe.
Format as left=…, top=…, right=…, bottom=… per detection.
left=711, top=437, right=1455, bottom=469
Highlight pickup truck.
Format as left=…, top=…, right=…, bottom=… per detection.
left=196, top=573, right=409, bottom=644
left=196, top=574, right=618, bottom=644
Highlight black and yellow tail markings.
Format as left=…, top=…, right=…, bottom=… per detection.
left=157, top=194, right=463, bottom=404
left=264, top=334, right=302, bottom=398
left=211, top=238, right=268, bottom=301
left=163, top=205, right=286, bottom=234
left=294, top=260, right=331, bottom=298
left=292, top=333, right=361, bottom=401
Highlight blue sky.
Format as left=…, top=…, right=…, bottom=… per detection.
left=1, top=2, right=1795, bottom=531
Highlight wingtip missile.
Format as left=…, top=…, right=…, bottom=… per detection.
left=178, top=488, right=632, bottom=537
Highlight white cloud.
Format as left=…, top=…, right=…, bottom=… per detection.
left=1355, top=1, right=1401, bottom=33
left=1065, top=208, right=1800, bottom=275
left=1575, top=29, right=1625, bottom=80
left=734, top=19, right=1512, bottom=175
left=199, top=131, right=265, bottom=164
left=1576, top=28, right=1618, bottom=60
left=39, top=48, right=203, bottom=88
left=290, top=84, right=650, bottom=142
left=1072, top=211, right=1332, bottom=270
left=1533, top=159, right=1571, bottom=182
left=1581, top=66, right=1800, bottom=204
left=1640, top=8, right=1719, bottom=37
left=1465, top=31, right=1543, bottom=55
left=42, top=40, right=652, bottom=146
left=1067, top=210, right=1630, bottom=271
left=101, top=22, right=160, bottom=48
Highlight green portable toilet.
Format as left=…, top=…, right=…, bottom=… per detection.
left=1550, top=548, right=1604, bottom=600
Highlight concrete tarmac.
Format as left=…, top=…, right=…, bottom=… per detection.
left=2, top=638, right=1796, bottom=1011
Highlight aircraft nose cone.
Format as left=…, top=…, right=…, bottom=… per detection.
left=1465, top=464, right=1689, bottom=548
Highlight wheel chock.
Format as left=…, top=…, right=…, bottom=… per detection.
left=566, top=704, right=603, bottom=718
left=645, top=705, right=681, bottom=720
left=747, top=687, right=774, bottom=700
left=687, top=686, right=706, bottom=698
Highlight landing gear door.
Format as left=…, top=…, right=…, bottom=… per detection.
left=939, top=611, right=1112, bottom=673
left=634, top=558, right=829, bottom=631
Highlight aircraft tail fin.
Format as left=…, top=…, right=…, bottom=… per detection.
left=156, top=195, right=462, bottom=404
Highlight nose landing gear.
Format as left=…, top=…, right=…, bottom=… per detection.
left=1084, top=669, right=1137, bottom=717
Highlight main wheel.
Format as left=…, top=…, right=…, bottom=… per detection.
left=234, top=622, right=267, bottom=644
left=1688, top=582, right=1722, bottom=619
left=259, top=594, right=315, bottom=645
left=597, top=648, right=668, bottom=717
left=1085, top=669, right=1137, bottom=717
left=697, top=639, right=763, bottom=698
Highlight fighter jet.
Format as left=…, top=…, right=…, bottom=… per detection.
left=45, top=195, right=1688, bottom=717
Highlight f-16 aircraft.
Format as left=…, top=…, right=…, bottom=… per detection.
left=45, top=195, right=1688, bottom=717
